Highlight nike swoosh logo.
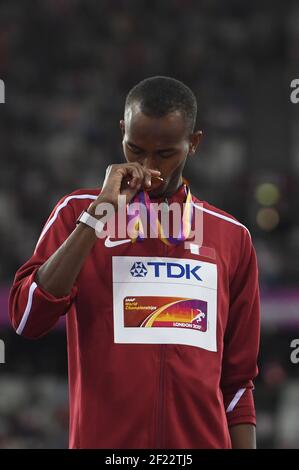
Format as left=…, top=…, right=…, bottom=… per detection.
left=104, top=237, right=132, bottom=248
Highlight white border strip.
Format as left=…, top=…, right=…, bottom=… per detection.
left=35, top=194, right=97, bottom=251
left=226, top=387, right=246, bottom=413
left=16, top=282, right=38, bottom=335
left=193, top=202, right=250, bottom=235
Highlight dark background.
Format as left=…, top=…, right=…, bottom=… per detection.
left=0, top=0, right=299, bottom=448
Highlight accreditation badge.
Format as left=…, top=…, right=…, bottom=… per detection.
left=112, top=256, right=218, bottom=352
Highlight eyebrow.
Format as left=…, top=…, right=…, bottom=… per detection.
left=127, top=141, right=176, bottom=152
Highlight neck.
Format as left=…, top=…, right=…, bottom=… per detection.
left=155, top=174, right=184, bottom=200
left=166, top=175, right=183, bottom=197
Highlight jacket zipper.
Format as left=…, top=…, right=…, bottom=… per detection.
left=156, top=196, right=169, bottom=448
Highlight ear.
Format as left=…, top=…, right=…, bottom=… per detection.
left=119, top=119, right=125, bottom=137
left=188, top=130, right=203, bottom=156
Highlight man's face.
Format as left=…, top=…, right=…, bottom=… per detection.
left=120, top=103, right=201, bottom=198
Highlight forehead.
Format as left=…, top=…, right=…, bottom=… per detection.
left=124, top=103, right=188, bottom=146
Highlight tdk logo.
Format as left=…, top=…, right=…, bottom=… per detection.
left=148, top=262, right=202, bottom=281
left=130, top=261, right=202, bottom=281
left=130, top=262, right=148, bottom=277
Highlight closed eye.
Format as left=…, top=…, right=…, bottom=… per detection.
left=127, top=143, right=143, bottom=154
left=158, top=151, right=176, bottom=158
left=127, top=142, right=176, bottom=158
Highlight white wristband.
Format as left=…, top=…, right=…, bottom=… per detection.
left=76, top=210, right=104, bottom=234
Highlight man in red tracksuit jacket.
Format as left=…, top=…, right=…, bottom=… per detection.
left=9, top=76, right=260, bottom=449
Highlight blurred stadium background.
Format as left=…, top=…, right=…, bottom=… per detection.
left=1, top=0, right=299, bottom=449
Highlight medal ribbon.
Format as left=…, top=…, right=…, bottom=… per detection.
left=127, top=180, right=193, bottom=245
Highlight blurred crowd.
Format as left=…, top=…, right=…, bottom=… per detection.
left=1, top=0, right=299, bottom=449
left=1, top=0, right=299, bottom=287
left=0, top=373, right=68, bottom=449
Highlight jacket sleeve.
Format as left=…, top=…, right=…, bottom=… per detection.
left=8, top=194, right=79, bottom=339
left=220, top=227, right=261, bottom=427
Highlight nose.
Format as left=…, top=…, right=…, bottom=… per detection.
left=141, top=156, right=160, bottom=172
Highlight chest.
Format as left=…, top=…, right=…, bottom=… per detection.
left=76, top=235, right=231, bottom=353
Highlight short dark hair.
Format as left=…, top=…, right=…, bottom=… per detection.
left=125, top=76, right=197, bottom=132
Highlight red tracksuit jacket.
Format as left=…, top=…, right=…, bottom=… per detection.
left=9, top=184, right=260, bottom=448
